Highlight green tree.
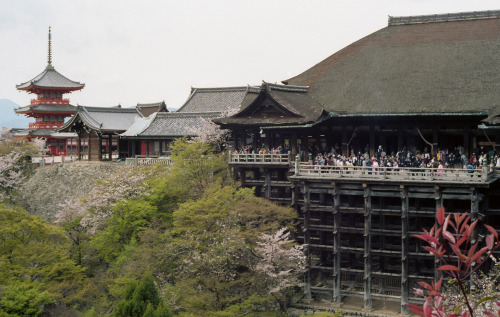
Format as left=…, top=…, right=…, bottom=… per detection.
left=113, top=273, right=171, bottom=317
left=91, top=199, right=158, bottom=263
left=160, top=183, right=298, bottom=314
left=0, top=205, right=87, bottom=310
left=0, top=283, right=54, bottom=317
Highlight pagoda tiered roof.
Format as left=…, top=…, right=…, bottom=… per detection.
left=15, top=103, right=76, bottom=115
left=16, top=28, right=84, bottom=94
left=16, top=66, right=85, bottom=93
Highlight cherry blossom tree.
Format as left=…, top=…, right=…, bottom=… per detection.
left=0, top=128, right=25, bottom=201
left=187, top=107, right=239, bottom=150
left=55, top=166, right=155, bottom=233
left=31, top=137, right=47, bottom=156
left=253, top=228, right=306, bottom=312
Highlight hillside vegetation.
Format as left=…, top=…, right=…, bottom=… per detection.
left=0, top=137, right=305, bottom=316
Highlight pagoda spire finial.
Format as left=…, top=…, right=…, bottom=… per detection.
left=46, top=27, right=54, bottom=69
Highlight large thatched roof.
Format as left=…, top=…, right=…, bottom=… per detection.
left=284, top=10, right=500, bottom=116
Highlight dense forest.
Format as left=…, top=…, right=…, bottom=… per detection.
left=0, top=131, right=311, bottom=316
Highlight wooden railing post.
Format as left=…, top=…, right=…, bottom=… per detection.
left=295, top=154, right=300, bottom=176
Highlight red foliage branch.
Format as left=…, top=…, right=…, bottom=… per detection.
left=408, top=206, right=500, bottom=317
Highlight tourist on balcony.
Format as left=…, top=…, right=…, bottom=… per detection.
left=437, top=161, right=444, bottom=177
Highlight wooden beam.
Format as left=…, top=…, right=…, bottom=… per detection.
left=77, top=134, right=81, bottom=160
left=369, top=126, right=375, bottom=157
left=332, top=183, right=341, bottom=303
left=463, top=126, right=470, bottom=158
left=401, top=186, right=410, bottom=315
left=434, top=187, right=443, bottom=282
left=108, top=134, right=112, bottom=161
left=342, top=127, right=348, bottom=157
left=240, top=168, right=246, bottom=187
left=87, top=132, right=91, bottom=160
left=304, top=183, right=312, bottom=299
left=364, top=185, right=372, bottom=310
left=265, top=170, right=271, bottom=199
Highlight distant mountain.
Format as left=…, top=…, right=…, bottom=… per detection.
left=0, top=99, right=31, bottom=128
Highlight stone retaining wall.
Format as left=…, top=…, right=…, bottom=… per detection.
left=19, top=162, right=123, bottom=220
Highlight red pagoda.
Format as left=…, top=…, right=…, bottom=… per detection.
left=15, top=27, right=84, bottom=156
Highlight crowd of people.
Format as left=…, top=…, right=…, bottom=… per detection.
left=234, top=144, right=500, bottom=170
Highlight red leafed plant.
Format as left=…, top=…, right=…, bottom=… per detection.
left=408, top=206, right=500, bottom=317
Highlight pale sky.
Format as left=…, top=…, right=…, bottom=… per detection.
left=1, top=0, right=499, bottom=109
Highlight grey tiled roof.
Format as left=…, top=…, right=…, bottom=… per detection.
left=285, top=12, right=500, bottom=115
left=136, top=101, right=168, bottom=117
left=17, top=67, right=85, bottom=91
left=215, top=82, right=325, bottom=126
left=176, top=87, right=249, bottom=113
left=59, top=106, right=142, bottom=133
left=122, top=112, right=222, bottom=138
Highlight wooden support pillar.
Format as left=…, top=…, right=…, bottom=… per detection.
left=463, top=127, right=470, bottom=158
left=434, top=186, right=443, bottom=282
left=98, top=134, right=103, bottom=161
left=369, top=126, right=375, bottom=157
left=342, top=127, right=348, bottom=157
left=303, top=184, right=312, bottom=299
left=239, top=168, right=246, bottom=187
left=332, top=183, right=341, bottom=303
left=77, top=134, right=82, bottom=160
left=252, top=129, right=259, bottom=150
left=398, top=129, right=404, bottom=152
left=432, top=127, right=438, bottom=157
left=363, top=184, right=372, bottom=310
left=87, top=132, right=91, bottom=160
left=264, top=169, right=271, bottom=199
left=291, top=184, right=298, bottom=208
left=471, top=188, right=479, bottom=221
left=233, top=167, right=239, bottom=182
left=108, top=134, right=113, bottom=161
left=131, top=140, right=136, bottom=157
left=291, top=132, right=298, bottom=155
left=233, top=130, right=239, bottom=150
left=301, top=135, right=308, bottom=161
left=401, top=185, right=410, bottom=315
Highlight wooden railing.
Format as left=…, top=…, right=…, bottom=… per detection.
left=228, top=152, right=291, bottom=164
left=294, top=164, right=497, bottom=183
left=32, top=156, right=78, bottom=166
left=125, top=157, right=173, bottom=166
left=31, top=97, right=70, bottom=105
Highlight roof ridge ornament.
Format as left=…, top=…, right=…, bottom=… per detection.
left=388, top=9, right=500, bottom=26
left=46, top=27, right=54, bottom=70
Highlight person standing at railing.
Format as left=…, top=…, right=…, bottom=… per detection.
left=437, top=161, right=444, bottom=177
left=372, top=159, right=379, bottom=175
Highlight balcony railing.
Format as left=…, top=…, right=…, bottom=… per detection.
left=125, top=157, right=173, bottom=166
left=31, top=98, right=70, bottom=105
left=29, top=122, right=64, bottom=129
left=293, top=164, right=497, bottom=183
left=228, top=153, right=291, bottom=164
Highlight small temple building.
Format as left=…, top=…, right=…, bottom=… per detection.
left=15, top=27, right=84, bottom=156
left=120, top=87, right=248, bottom=156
